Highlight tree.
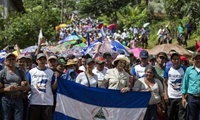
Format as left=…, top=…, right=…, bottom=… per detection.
left=0, top=0, right=62, bottom=48
left=77, top=0, right=135, bottom=21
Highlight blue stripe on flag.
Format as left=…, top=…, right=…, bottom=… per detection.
left=57, top=80, right=151, bottom=108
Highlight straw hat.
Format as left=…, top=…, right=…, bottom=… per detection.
left=112, top=55, right=130, bottom=65
left=66, top=59, right=76, bottom=66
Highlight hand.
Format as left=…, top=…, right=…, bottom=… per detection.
left=182, top=98, right=187, bottom=108
left=164, top=94, right=169, bottom=105
left=39, top=37, right=46, bottom=45
left=21, top=81, right=27, bottom=86
left=4, top=85, right=15, bottom=92
left=120, top=87, right=129, bottom=93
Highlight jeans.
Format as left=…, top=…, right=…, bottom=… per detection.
left=188, top=94, right=200, bottom=120
left=1, top=95, right=23, bottom=120
left=144, top=104, right=158, bottom=120
left=167, top=98, right=186, bottom=120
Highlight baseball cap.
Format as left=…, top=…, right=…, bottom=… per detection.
left=86, top=58, right=95, bottom=64
left=5, top=53, right=16, bottom=60
left=95, top=56, right=105, bottom=64
left=48, top=55, right=57, bottom=61
left=192, top=52, right=200, bottom=59
left=139, top=50, right=149, bottom=59
left=157, top=52, right=167, bottom=58
left=26, top=54, right=32, bottom=60
left=36, top=53, right=46, bottom=60
left=149, top=54, right=155, bottom=60
left=17, top=55, right=26, bottom=60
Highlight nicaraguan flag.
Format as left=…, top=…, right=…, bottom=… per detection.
left=100, top=26, right=106, bottom=39
left=53, top=80, right=151, bottom=120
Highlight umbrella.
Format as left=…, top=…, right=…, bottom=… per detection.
left=82, top=25, right=92, bottom=30
left=129, top=47, right=143, bottom=58
left=58, top=35, right=83, bottom=44
left=148, top=44, right=191, bottom=57
left=22, top=45, right=53, bottom=54
left=143, top=22, right=150, bottom=27
left=107, top=23, right=117, bottom=30
left=59, top=24, right=68, bottom=28
left=53, top=41, right=86, bottom=54
left=99, top=40, right=115, bottom=53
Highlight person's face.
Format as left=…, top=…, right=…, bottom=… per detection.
left=95, top=62, right=105, bottom=71
left=86, top=62, right=95, bottom=71
left=18, top=58, right=26, bottom=68
left=37, top=57, right=47, bottom=67
left=156, top=55, right=166, bottom=65
left=5, top=56, right=16, bottom=67
left=140, top=58, right=148, bottom=65
left=145, top=69, right=155, bottom=80
left=81, top=58, right=86, bottom=66
left=116, top=60, right=126, bottom=70
left=171, top=55, right=180, bottom=68
left=104, top=55, right=112, bottom=64
left=48, top=59, right=58, bottom=70
left=149, top=59, right=156, bottom=66
left=26, top=59, right=32, bottom=70
left=193, top=55, right=200, bottom=67
left=73, top=58, right=80, bottom=67
left=56, top=64, right=64, bottom=73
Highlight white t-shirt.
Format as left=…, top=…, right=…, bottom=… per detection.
left=131, top=64, right=146, bottom=78
left=75, top=72, right=98, bottom=87
left=164, top=66, right=185, bottom=98
left=27, top=67, right=55, bottom=106
left=92, top=67, right=107, bottom=88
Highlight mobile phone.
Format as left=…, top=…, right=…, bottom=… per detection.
left=8, top=45, right=14, bottom=50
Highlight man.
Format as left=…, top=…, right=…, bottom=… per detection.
left=103, top=52, right=113, bottom=69
left=163, top=52, right=186, bottom=120
left=47, top=55, right=58, bottom=71
left=17, top=55, right=27, bottom=72
left=148, top=54, right=156, bottom=66
left=0, top=53, right=30, bottom=120
left=131, top=50, right=149, bottom=78
left=27, top=53, right=57, bottom=120
left=154, top=52, right=168, bottom=82
left=182, top=52, right=200, bottom=120
left=93, top=56, right=107, bottom=88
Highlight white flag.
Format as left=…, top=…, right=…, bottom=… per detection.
left=38, top=28, right=43, bottom=45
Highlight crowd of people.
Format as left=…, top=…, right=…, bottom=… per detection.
left=0, top=14, right=199, bottom=120
left=0, top=36, right=199, bottom=120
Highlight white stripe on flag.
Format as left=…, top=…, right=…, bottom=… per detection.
left=56, top=93, right=146, bottom=120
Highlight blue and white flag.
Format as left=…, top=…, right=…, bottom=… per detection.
left=111, top=40, right=130, bottom=56
left=100, top=26, right=106, bottom=38
left=53, top=80, right=151, bottom=120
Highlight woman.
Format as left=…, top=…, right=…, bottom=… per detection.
left=104, top=55, right=130, bottom=93
left=133, top=65, right=165, bottom=120
left=76, top=58, right=98, bottom=87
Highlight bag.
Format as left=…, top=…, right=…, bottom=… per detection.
left=157, top=103, right=166, bottom=120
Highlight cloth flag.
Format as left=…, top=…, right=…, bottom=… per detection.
left=53, top=80, right=151, bottom=120
left=111, top=40, right=130, bottom=56
left=38, top=28, right=43, bottom=45
left=100, top=26, right=106, bottom=39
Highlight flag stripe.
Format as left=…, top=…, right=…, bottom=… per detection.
left=54, top=93, right=147, bottom=120
left=57, top=80, right=151, bottom=108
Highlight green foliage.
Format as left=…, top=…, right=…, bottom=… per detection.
left=117, top=4, right=148, bottom=28
left=0, top=0, right=61, bottom=48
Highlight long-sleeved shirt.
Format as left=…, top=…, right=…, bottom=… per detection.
left=182, top=66, right=200, bottom=95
